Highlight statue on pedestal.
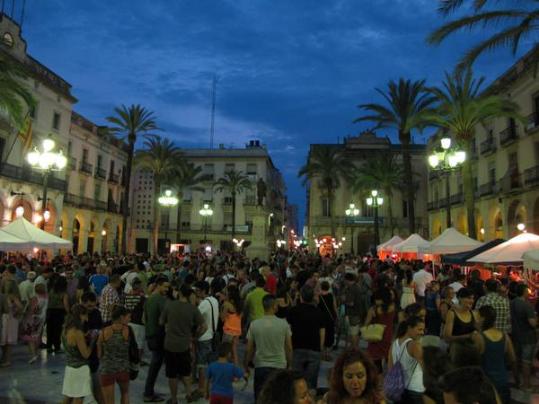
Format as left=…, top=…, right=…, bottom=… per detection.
left=257, top=178, right=267, bottom=207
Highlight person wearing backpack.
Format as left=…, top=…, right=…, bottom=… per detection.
left=386, top=316, right=425, bottom=403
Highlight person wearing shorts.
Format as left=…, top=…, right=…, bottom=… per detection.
left=160, top=284, right=206, bottom=404
left=97, top=306, right=131, bottom=404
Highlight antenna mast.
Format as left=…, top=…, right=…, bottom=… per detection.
left=209, top=74, right=217, bottom=149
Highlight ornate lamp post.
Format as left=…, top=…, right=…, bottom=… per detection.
left=199, top=203, right=213, bottom=244
left=101, top=229, right=107, bottom=253
left=428, top=137, right=466, bottom=229
left=366, top=190, right=384, bottom=248
left=158, top=189, right=179, bottom=253
left=345, top=203, right=360, bottom=254
left=26, top=136, right=67, bottom=230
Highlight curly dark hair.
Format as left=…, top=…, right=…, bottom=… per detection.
left=326, top=349, right=381, bottom=403
left=257, top=369, right=306, bottom=404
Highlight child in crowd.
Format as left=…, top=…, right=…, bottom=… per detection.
left=205, top=342, right=244, bottom=404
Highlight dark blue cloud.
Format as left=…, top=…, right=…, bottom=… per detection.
left=18, top=0, right=531, bottom=229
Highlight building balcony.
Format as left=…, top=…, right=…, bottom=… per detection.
left=95, top=167, right=107, bottom=180
left=0, top=163, right=67, bottom=192
left=79, top=161, right=93, bottom=175
left=526, top=112, right=539, bottom=133
left=499, top=127, right=518, bottom=146
left=224, top=224, right=251, bottom=233
left=223, top=197, right=233, bottom=206
left=108, top=173, right=119, bottom=184
left=450, top=193, right=463, bottom=205
left=478, top=182, right=496, bottom=196
left=427, top=201, right=439, bottom=211
left=500, top=171, right=522, bottom=193
left=480, top=138, right=496, bottom=155
left=524, top=165, right=539, bottom=186
left=64, top=193, right=107, bottom=211
left=107, top=200, right=120, bottom=214
left=68, top=156, right=77, bottom=171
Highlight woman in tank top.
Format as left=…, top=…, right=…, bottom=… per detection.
left=472, top=305, right=516, bottom=403
left=97, top=305, right=131, bottom=404
left=443, top=287, right=477, bottom=349
left=62, top=304, right=95, bottom=403
left=388, top=315, right=425, bottom=404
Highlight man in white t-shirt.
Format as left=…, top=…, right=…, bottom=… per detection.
left=193, top=280, right=219, bottom=400
left=449, top=273, right=466, bottom=304
left=412, top=266, right=433, bottom=303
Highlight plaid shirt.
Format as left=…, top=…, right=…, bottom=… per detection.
left=99, top=284, right=119, bottom=323
left=475, top=292, right=511, bottom=333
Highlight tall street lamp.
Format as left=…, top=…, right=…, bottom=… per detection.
left=428, top=137, right=466, bottom=229
left=26, top=136, right=67, bottom=230
left=366, top=190, right=384, bottom=249
left=158, top=189, right=179, bottom=253
left=199, top=203, right=213, bottom=244
left=345, top=203, right=359, bottom=254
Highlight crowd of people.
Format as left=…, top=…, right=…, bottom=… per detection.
left=0, top=250, right=537, bottom=403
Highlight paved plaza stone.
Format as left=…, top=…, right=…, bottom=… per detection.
left=1, top=342, right=538, bottom=403
left=0, top=343, right=334, bottom=404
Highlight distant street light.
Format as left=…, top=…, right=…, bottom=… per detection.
left=345, top=203, right=359, bottom=254
left=158, top=190, right=179, bottom=252
left=428, top=137, right=466, bottom=229
left=26, top=135, right=67, bottom=230
left=366, top=190, right=384, bottom=248
left=199, top=203, right=214, bottom=244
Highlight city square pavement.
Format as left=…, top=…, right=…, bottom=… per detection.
left=0, top=343, right=334, bottom=404
left=0, top=341, right=538, bottom=403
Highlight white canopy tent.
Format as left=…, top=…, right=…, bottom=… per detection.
left=377, top=235, right=403, bottom=252
left=0, top=217, right=72, bottom=250
left=392, top=233, right=431, bottom=254
left=467, top=232, right=539, bottom=264
left=522, top=249, right=539, bottom=271
left=0, top=230, right=31, bottom=250
left=420, top=228, right=482, bottom=255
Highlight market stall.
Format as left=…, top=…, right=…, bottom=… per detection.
left=421, top=227, right=482, bottom=256
left=0, top=217, right=72, bottom=250
left=467, top=232, right=539, bottom=264
left=442, top=239, right=504, bottom=265
left=392, top=233, right=431, bottom=260
left=377, top=235, right=403, bottom=259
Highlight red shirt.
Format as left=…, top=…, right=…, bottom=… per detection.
left=264, top=273, right=277, bottom=295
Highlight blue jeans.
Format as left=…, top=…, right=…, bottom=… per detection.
left=292, top=349, right=321, bottom=389
left=254, top=367, right=278, bottom=401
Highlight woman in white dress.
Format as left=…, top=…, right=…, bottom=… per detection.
left=62, top=304, right=96, bottom=403
left=400, top=269, right=416, bottom=309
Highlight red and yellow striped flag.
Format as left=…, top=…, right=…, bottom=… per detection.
left=19, top=116, right=32, bottom=154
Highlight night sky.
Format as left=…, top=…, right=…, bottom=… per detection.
left=18, top=0, right=531, bottom=229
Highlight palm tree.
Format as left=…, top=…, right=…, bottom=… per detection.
left=350, top=153, right=404, bottom=236
left=424, top=68, right=521, bottom=238
left=355, top=79, right=437, bottom=233
left=107, top=104, right=158, bottom=254
left=298, top=146, right=350, bottom=237
left=0, top=56, right=35, bottom=129
left=214, top=170, right=252, bottom=239
left=169, top=162, right=209, bottom=243
left=428, top=0, right=539, bottom=70
left=135, top=135, right=181, bottom=254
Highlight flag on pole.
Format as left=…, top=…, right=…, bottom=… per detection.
left=19, top=116, right=32, bottom=155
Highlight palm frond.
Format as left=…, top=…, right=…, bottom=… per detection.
left=427, top=10, right=528, bottom=45
left=456, top=21, right=537, bottom=71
